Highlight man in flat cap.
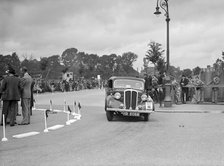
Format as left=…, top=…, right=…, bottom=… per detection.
left=0, top=66, right=22, bottom=126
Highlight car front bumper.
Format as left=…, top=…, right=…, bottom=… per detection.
left=106, top=108, right=154, bottom=114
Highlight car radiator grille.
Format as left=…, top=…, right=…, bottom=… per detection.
left=124, top=89, right=138, bottom=109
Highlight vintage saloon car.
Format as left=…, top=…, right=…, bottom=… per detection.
left=105, top=76, right=155, bottom=121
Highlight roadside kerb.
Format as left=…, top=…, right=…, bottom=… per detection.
left=155, top=103, right=224, bottom=114
left=155, top=110, right=224, bottom=113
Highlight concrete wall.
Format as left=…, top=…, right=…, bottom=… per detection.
left=200, top=66, right=224, bottom=102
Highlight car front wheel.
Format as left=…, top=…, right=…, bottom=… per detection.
left=143, top=113, right=149, bottom=121
left=106, top=111, right=113, bottom=121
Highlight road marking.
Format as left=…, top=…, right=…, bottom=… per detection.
left=155, top=110, right=224, bottom=113
left=47, top=124, right=64, bottom=130
left=12, top=132, right=40, bottom=138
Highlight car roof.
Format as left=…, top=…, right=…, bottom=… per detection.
left=108, top=76, right=145, bottom=82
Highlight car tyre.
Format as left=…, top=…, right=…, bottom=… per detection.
left=143, top=113, right=149, bottom=121
left=106, top=111, right=113, bottom=121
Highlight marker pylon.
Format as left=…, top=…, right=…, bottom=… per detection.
left=64, top=100, right=70, bottom=125
left=1, top=114, right=8, bottom=141
left=44, top=110, right=49, bottom=133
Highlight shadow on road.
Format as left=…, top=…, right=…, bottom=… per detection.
left=111, top=115, right=158, bottom=123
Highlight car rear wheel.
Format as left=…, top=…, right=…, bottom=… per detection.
left=143, top=113, right=149, bottom=121
left=106, top=111, right=113, bottom=121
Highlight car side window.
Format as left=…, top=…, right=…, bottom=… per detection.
left=107, top=80, right=113, bottom=88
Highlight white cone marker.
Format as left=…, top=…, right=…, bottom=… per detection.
left=33, top=100, right=36, bottom=110
left=78, top=102, right=81, bottom=115
left=1, top=114, right=8, bottom=142
left=44, top=110, right=49, bottom=133
left=65, top=100, right=70, bottom=125
left=63, top=100, right=66, bottom=112
left=72, top=101, right=79, bottom=120
left=73, top=101, right=76, bottom=113
left=50, top=100, right=53, bottom=111
left=76, top=102, right=81, bottom=120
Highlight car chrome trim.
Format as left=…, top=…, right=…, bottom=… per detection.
left=106, top=108, right=154, bottom=113
left=124, top=89, right=138, bottom=109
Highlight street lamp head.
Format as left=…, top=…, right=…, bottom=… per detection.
left=154, top=6, right=161, bottom=16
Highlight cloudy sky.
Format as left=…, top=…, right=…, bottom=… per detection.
left=1, top=0, right=224, bottom=70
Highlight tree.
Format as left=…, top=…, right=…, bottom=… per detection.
left=81, top=53, right=99, bottom=78
left=40, top=58, right=48, bottom=71
left=97, top=54, right=117, bottom=79
left=145, top=41, right=165, bottom=74
left=46, top=55, right=64, bottom=79
left=11, top=52, right=21, bottom=72
left=156, top=57, right=166, bottom=74
left=61, top=48, right=78, bottom=67
left=21, top=58, right=40, bottom=76
left=0, top=54, right=5, bottom=76
left=192, top=66, right=201, bottom=75
left=213, top=57, right=224, bottom=76
left=0, top=53, right=21, bottom=75
left=182, top=68, right=192, bottom=78
left=121, top=52, right=138, bottom=67
left=119, top=52, right=138, bottom=76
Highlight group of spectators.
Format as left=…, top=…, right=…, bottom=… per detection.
left=0, top=65, right=34, bottom=127
left=145, top=71, right=222, bottom=105
left=33, top=77, right=104, bottom=94
left=179, top=74, right=220, bottom=104
left=59, top=78, right=103, bottom=92
left=144, top=73, right=166, bottom=107
left=144, top=73, right=215, bottom=106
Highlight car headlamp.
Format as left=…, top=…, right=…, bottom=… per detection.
left=114, top=92, right=121, bottom=99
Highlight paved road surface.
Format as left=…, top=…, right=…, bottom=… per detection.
left=1, top=89, right=224, bottom=166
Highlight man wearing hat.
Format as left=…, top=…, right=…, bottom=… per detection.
left=0, top=66, right=22, bottom=126
left=180, top=75, right=189, bottom=104
left=19, top=66, right=33, bottom=125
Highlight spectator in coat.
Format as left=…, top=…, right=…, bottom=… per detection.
left=19, top=67, right=33, bottom=125
left=0, top=67, right=22, bottom=126
left=157, top=73, right=165, bottom=107
left=14, top=73, right=21, bottom=117
left=30, top=80, right=35, bottom=116
left=0, top=75, right=3, bottom=108
left=207, top=75, right=220, bottom=104
left=144, top=74, right=152, bottom=97
left=180, top=75, right=189, bottom=104
left=193, top=75, right=204, bottom=104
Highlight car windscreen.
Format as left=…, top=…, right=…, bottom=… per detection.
left=113, top=79, right=144, bottom=90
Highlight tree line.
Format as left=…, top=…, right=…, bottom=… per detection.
left=144, top=41, right=224, bottom=79
left=0, top=48, right=138, bottom=80
left=1, top=44, right=222, bottom=81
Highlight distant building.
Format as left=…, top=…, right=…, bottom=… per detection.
left=62, top=72, right=73, bottom=82
left=140, top=67, right=157, bottom=77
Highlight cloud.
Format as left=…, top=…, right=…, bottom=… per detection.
left=1, top=0, right=224, bottom=70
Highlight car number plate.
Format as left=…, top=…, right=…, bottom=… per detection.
left=122, top=112, right=139, bottom=116
left=129, top=112, right=140, bottom=116
left=124, top=112, right=139, bottom=116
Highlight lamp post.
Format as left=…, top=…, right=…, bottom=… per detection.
left=154, top=0, right=170, bottom=72
left=154, top=0, right=172, bottom=107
